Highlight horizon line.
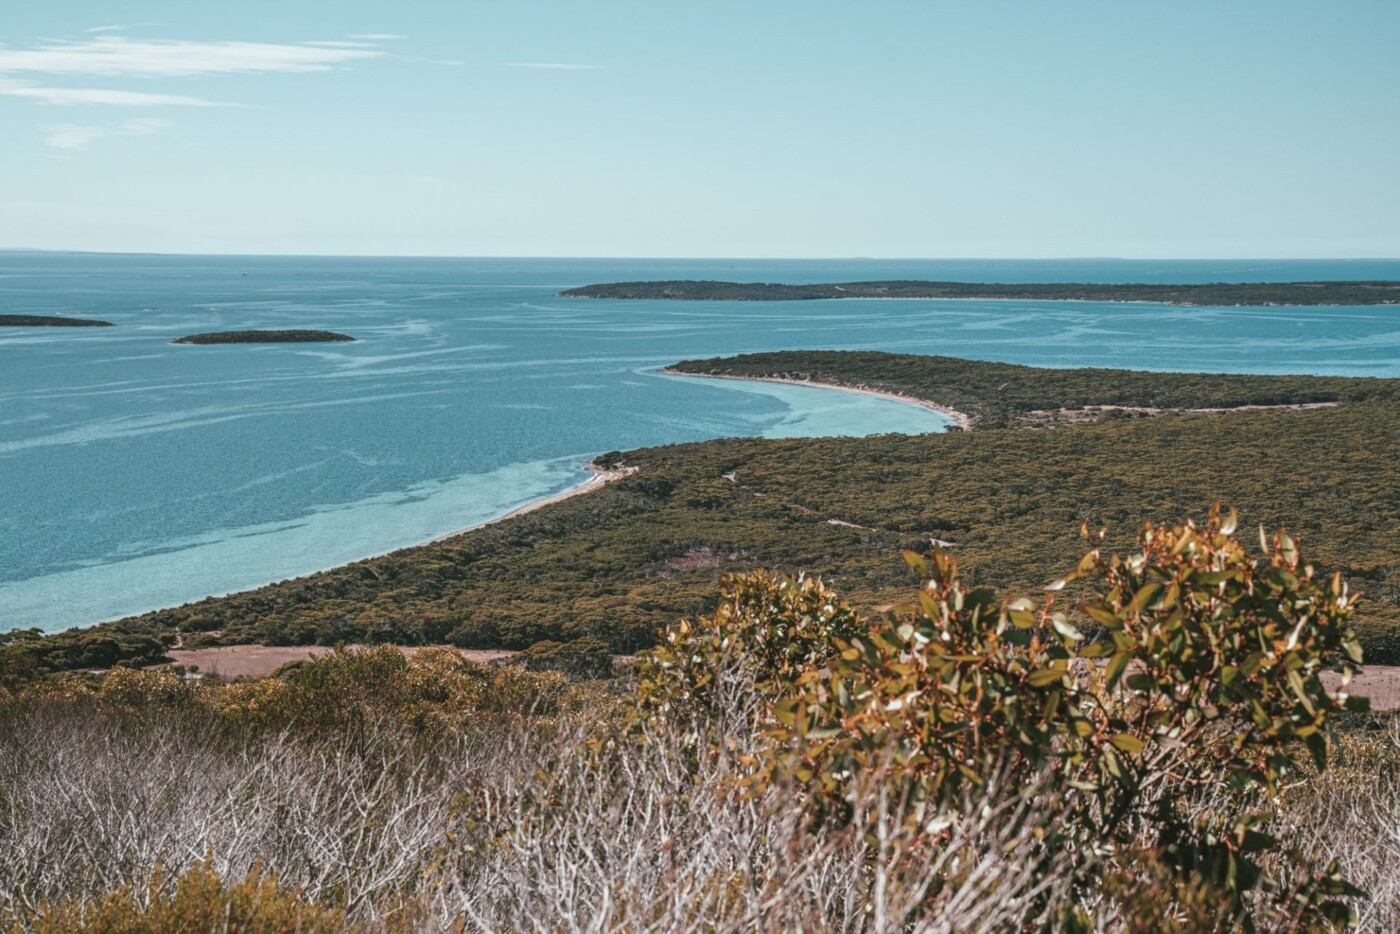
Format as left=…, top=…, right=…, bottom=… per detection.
left=3, top=248, right=1399, bottom=263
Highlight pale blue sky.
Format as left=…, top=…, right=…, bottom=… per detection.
left=2, top=1, right=1397, bottom=257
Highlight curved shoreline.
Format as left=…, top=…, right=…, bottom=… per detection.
left=2, top=462, right=639, bottom=634
left=120, top=375, right=949, bottom=620
left=658, top=368, right=973, bottom=430
left=9, top=368, right=950, bottom=633
left=429, top=464, right=637, bottom=543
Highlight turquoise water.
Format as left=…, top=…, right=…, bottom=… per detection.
left=3, top=255, right=1400, bottom=631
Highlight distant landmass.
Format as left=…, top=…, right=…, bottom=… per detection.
left=561, top=279, right=1400, bottom=306
left=0, top=314, right=114, bottom=327
left=172, top=329, right=356, bottom=345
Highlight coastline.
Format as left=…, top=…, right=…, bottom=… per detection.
left=46, top=377, right=949, bottom=630
left=12, top=367, right=953, bottom=633
left=429, top=464, right=638, bottom=543
left=4, top=462, right=641, bottom=634
left=659, top=368, right=973, bottom=430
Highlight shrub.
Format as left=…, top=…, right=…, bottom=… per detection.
left=212, top=646, right=574, bottom=735
left=203, top=678, right=293, bottom=731
left=94, top=667, right=191, bottom=709
left=642, top=508, right=1368, bottom=928
left=19, top=860, right=343, bottom=933
left=517, top=638, right=615, bottom=680
left=634, top=572, right=865, bottom=740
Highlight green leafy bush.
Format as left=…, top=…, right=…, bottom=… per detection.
left=635, top=572, right=864, bottom=729
left=517, top=638, right=616, bottom=680
left=220, top=646, right=572, bottom=734
left=3, top=646, right=580, bottom=740
left=641, top=509, right=1368, bottom=928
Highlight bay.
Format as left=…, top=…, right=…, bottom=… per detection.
left=3, top=254, right=1399, bottom=630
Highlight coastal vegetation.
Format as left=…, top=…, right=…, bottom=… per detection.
left=11, top=351, right=1400, bottom=683
left=668, top=350, right=1400, bottom=427
left=3, top=521, right=1398, bottom=929
left=8, top=351, right=1400, bottom=927
left=171, top=329, right=355, bottom=344
left=0, top=314, right=113, bottom=327
left=562, top=278, right=1400, bottom=305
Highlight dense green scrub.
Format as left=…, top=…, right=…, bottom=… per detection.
left=10, top=351, right=1400, bottom=680
left=0, top=314, right=113, bottom=327
left=562, top=279, right=1400, bottom=305
left=669, top=351, right=1400, bottom=427
left=23, top=401, right=1397, bottom=671
left=171, top=329, right=355, bottom=344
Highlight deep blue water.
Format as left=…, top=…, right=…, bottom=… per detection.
left=3, top=254, right=1399, bottom=631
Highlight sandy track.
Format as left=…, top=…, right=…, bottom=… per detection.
left=161, top=644, right=1400, bottom=711
left=1322, top=667, right=1400, bottom=712
left=163, top=645, right=517, bottom=680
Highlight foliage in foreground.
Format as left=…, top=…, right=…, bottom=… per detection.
left=3, top=514, right=1396, bottom=930
left=639, top=509, right=1368, bottom=928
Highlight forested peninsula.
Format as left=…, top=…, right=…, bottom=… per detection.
left=562, top=279, right=1400, bottom=305
left=0, top=314, right=113, bottom=327
left=12, top=350, right=1400, bottom=682
left=666, top=351, right=1396, bottom=428
left=172, top=329, right=355, bottom=344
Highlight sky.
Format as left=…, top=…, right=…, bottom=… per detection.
left=1, top=1, right=1397, bottom=258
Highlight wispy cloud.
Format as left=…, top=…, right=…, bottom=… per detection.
left=4, top=33, right=387, bottom=150
left=0, top=36, right=381, bottom=79
left=0, top=80, right=227, bottom=107
left=507, top=62, right=600, bottom=70
left=44, top=117, right=172, bottom=151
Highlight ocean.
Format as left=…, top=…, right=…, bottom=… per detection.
left=4, top=254, right=1400, bottom=631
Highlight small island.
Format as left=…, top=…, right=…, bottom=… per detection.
left=0, top=314, right=114, bottom=327
left=172, top=329, right=356, bottom=345
left=561, top=279, right=1400, bottom=306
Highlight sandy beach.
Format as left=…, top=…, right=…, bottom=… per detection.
left=659, top=368, right=973, bottom=430
left=430, top=464, right=638, bottom=543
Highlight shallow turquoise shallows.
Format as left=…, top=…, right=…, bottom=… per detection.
left=4, top=255, right=1400, bottom=631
